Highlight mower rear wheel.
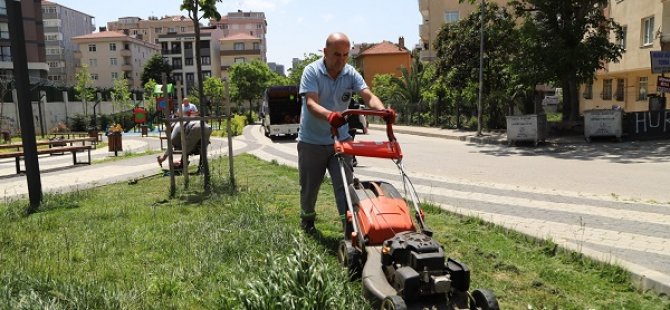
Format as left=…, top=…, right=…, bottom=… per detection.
left=470, top=289, right=499, bottom=310
left=337, top=240, right=362, bottom=279
left=380, top=295, right=407, bottom=310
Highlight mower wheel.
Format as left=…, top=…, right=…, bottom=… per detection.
left=380, top=295, right=407, bottom=310
left=338, top=240, right=362, bottom=279
left=470, top=289, right=499, bottom=310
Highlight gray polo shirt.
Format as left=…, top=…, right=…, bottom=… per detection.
left=298, top=58, right=368, bottom=145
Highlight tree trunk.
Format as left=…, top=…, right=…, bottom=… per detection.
left=561, top=77, right=580, bottom=123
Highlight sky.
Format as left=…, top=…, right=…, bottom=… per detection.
left=53, top=0, right=423, bottom=71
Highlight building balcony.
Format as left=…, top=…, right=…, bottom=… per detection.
left=220, top=49, right=261, bottom=56
left=120, top=49, right=132, bottom=57
left=418, top=0, right=429, bottom=18
left=121, top=64, right=133, bottom=71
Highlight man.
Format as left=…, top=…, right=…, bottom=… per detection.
left=298, top=32, right=387, bottom=234
left=179, top=98, right=198, bottom=117
left=156, top=121, right=212, bottom=168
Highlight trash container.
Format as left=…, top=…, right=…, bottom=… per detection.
left=107, top=132, right=122, bottom=156
left=505, top=114, right=547, bottom=146
left=583, top=109, right=623, bottom=142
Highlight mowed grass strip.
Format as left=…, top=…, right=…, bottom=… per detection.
left=0, top=154, right=667, bottom=309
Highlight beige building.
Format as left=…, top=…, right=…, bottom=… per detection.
left=72, top=30, right=160, bottom=89
left=158, top=27, right=223, bottom=97
left=107, top=16, right=195, bottom=45
left=418, top=0, right=508, bottom=62
left=219, top=33, right=262, bottom=80
left=210, top=11, right=267, bottom=63
left=581, top=0, right=666, bottom=113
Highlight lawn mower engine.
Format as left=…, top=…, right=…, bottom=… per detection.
left=381, top=231, right=470, bottom=302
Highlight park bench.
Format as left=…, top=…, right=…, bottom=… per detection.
left=0, top=138, right=94, bottom=174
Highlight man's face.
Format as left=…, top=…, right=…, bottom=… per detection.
left=324, top=41, right=350, bottom=74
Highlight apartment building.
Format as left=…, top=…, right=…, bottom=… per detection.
left=158, top=26, right=223, bottom=96
left=210, top=10, right=267, bottom=62
left=581, top=0, right=666, bottom=113
left=219, top=33, right=262, bottom=79
left=418, top=0, right=508, bottom=62
left=107, top=15, right=195, bottom=45
left=42, top=0, right=95, bottom=86
left=0, top=0, right=48, bottom=79
left=72, top=30, right=159, bottom=89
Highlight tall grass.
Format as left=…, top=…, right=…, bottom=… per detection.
left=0, top=155, right=668, bottom=309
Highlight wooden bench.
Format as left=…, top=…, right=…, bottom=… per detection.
left=0, top=139, right=94, bottom=174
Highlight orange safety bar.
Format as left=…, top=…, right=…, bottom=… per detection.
left=332, top=109, right=402, bottom=160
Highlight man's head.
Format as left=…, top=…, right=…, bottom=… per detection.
left=182, top=98, right=190, bottom=106
left=323, top=32, right=351, bottom=76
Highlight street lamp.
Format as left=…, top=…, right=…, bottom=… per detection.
left=477, top=0, right=485, bottom=136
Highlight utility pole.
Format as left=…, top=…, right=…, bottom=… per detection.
left=8, top=0, right=42, bottom=211
left=477, top=0, right=485, bottom=136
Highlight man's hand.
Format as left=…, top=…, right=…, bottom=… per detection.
left=383, top=108, right=396, bottom=123
left=327, top=111, right=346, bottom=128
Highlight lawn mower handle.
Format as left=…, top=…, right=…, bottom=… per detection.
left=331, top=108, right=397, bottom=142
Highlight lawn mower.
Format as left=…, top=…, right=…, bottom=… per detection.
left=332, top=109, right=499, bottom=310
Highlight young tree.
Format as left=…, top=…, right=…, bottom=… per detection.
left=180, top=0, right=222, bottom=193
left=74, top=64, right=95, bottom=116
left=143, top=78, right=158, bottom=102
left=287, top=53, right=321, bottom=86
left=141, top=54, right=173, bottom=86
left=111, top=77, right=133, bottom=111
left=510, top=0, right=624, bottom=122
left=203, top=76, right=225, bottom=116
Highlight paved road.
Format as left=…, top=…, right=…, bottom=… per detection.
left=1, top=126, right=668, bottom=297
left=241, top=124, right=670, bottom=296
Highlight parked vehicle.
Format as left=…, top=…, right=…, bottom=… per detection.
left=261, top=86, right=301, bottom=139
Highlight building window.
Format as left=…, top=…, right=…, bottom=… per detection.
left=234, top=57, right=245, bottom=63
left=642, top=16, right=654, bottom=46
left=583, top=82, right=593, bottom=99
left=201, top=56, right=210, bottom=65
left=185, top=58, right=193, bottom=66
left=0, top=23, right=8, bottom=39
left=602, top=79, right=612, bottom=100
left=155, top=27, right=162, bottom=33
left=234, top=42, right=244, bottom=50
left=109, top=43, right=116, bottom=51
left=253, top=42, right=260, bottom=50
left=184, top=42, right=193, bottom=49
left=111, top=72, right=118, bottom=79
left=444, top=11, right=459, bottom=23
left=88, top=44, right=96, bottom=52
left=619, top=26, right=627, bottom=50
left=89, top=58, right=97, bottom=67
left=173, top=74, right=182, bottom=82
left=0, top=46, right=9, bottom=61
left=180, top=27, right=185, bottom=32
left=172, top=57, right=182, bottom=69
left=0, top=0, right=6, bottom=15
left=45, top=33, right=61, bottom=41
left=46, top=47, right=61, bottom=55
left=47, top=61, right=61, bottom=68
left=168, top=27, right=176, bottom=33
left=615, top=79, right=625, bottom=101
left=110, top=58, right=118, bottom=65
left=203, top=71, right=211, bottom=78
left=638, top=77, right=648, bottom=101
left=91, top=73, right=99, bottom=80
left=185, top=73, right=194, bottom=81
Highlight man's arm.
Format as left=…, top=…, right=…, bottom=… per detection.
left=359, top=88, right=385, bottom=110
left=304, top=92, right=331, bottom=120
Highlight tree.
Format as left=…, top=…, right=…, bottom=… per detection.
left=287, top=53, right=321, bottom=86
left=180, top=0, right=222, bottom=193
left=435, top=2, right=522, bottom=129
left=74, top=64, right=95, bottom=116
left=141, top=54, right=173, bottom=86
left=510, top=0, right=624, bottom=122
left=390, top=57, right=424, bottom=124
left=143, top=78, right=158, bottom=102
left=228, top=60, right=275, bottom=119
left=203, top=76, right=225, bottom=116
left=111, top=78, right=133, bottom=111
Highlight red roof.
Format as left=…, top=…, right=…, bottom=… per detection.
left=359, top=41, right=408, bottom=56
left=72, top=31, right=127, bottom=40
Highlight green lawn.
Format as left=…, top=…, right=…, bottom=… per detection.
left=0, top=155, right=668, bottom=309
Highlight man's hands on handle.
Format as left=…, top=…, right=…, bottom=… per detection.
left=327, top=111, right=347, bottom=128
